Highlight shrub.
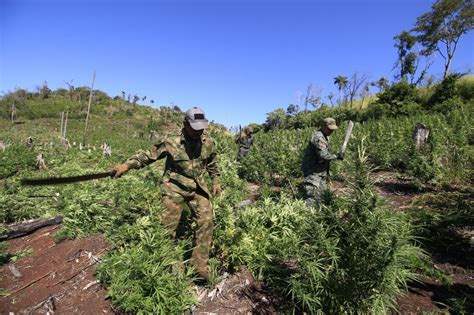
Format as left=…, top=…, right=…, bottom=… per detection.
left=428, top=73, right=461, bottom=107
left=0, top=144, right=36, bottom=178
left=377, top=81, right=420, bottom=106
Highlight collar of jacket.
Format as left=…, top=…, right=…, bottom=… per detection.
left=180, top=129, right=207, bottom=144
left=318, top=129, right=330, bottom=141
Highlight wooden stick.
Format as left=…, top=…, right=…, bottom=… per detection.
left=83, top=70, right=96, bottom=145
left=60, top=111, right=64, bottom=144
left=63, top=111, right=68, bottom=141
left=8, top=269, right=56, bottom=295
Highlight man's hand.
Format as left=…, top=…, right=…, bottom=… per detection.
left=212, top=183, right=222, bottom=197
left=112, top=163, right=129, bottom=178
left=336, top=152, right=344, bottom=160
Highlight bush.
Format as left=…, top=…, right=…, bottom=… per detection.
left=428, top=73, right=461, bottom=107
left=96, top=216, right=196, bottom=314
left=0, top=144, right=36, bottom=178
left=456, top=75, right=474, bottom=102
left=377, top=81, right=420, bottom=106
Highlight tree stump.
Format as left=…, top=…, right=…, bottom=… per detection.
left=36, top=153, right=47, bottom=170
left=101, top=143, right=112, bottom=158
left=413, top=123, right=430, bottom=150
left=26, top=136, right=33, bottom=148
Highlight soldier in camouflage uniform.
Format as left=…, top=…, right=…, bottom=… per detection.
left=301, top=117, right=343, bottom=208
left=112, top=107, right=221, bottom=282
left=236, top=126, right=254, bottom=161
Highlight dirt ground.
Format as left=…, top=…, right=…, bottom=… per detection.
left=0, top=225, right=112, bottom=314
left=1, top=173, right=472, bottom=314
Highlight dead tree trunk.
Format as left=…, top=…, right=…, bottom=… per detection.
left=63, top=111, right=69, bottom=144
left=413, top=123, right=430, bottom=150
left=11, top=103, right=16, bottom=123
left=36, top=153, right=47, bottom=170
left=0, top=216, right=63, bottom=241
left=83, top=70, right=96, bottom=145
left=60, top=112, right=64, bottom=144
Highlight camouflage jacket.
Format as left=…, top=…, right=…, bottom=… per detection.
left=125, top=129, right=220, bottom=196
left=302, top=130, right=338, bottom=177
left=237, top=134, right=253, bottom=150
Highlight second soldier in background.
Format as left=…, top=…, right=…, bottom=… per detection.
left=301, top=117, right=344, bottom=208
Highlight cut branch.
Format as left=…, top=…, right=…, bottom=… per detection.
left=0, top=216, right=63, bottom=241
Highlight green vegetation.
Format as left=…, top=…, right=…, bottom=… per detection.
left=1, top=4, right=472, bottom=309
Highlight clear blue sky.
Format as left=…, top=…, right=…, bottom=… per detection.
left=1, top=0, right=473, bottom=128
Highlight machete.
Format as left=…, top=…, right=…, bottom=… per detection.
left=21, top=171, right=115, bottom=186
left=340, top=120, right=354, bottom=154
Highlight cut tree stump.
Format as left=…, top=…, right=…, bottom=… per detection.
left=413, top=123, right=430, bottom=150
left=0, top=216, right=63, bottom=241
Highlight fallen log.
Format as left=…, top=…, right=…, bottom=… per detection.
left=0, top=216, right=63, bottom=241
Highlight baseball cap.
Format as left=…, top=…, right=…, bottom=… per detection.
left=322, top=117, right=338, bottom=130
left=185, top=107, right=209, bottom=130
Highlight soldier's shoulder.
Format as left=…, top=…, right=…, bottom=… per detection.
left=311, top=130, right=325, bottom=140
left=203, top=134, right=216, bottom=145
left=154, top=132, right=181, bottom=146
left=311, top=130, right=327, bottom=147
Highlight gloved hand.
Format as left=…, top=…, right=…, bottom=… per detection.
left=336, top=152, right=344, bottom=160
left=112, top=163, right=129, bottom=178
left=212, top=183, right=222, bottom=197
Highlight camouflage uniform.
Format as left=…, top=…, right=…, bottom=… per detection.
left=236, top=132, right=253, bottom=161
left=124, top=129, right=219, bottom=276
left=301, top=130, right=338, bottom=208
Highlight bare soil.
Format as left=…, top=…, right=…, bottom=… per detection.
left=0, top=225, right=112, bottom=314
left=192, top=268, right=279, bottom=315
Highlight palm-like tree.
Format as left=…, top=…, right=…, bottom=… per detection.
left=371, top=77, right=389, bottom=93
left=334, top=75, right=348, bottom=105
left=377, top=77, right=389, bottom=93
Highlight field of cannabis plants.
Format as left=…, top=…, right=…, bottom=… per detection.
left=1, top=97, right=473, bottom=313
left=240, top=103, right=473, bottom=190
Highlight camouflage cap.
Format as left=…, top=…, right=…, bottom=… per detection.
left=322, top=117, right=338, bottom=130
left=185, top=107, right=209, bottom=130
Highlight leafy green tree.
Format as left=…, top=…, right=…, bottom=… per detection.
left=265, top=108, right=288, bottom=131
left=371, top=77, right=389, bottom=93
left=334, top=75, right=348, bottom=105
left=394, top=31, right=418, bottom=81
left=393, top=31, right=431, bottom=85
left=412, top=0, right=474, bottom=79
left=286, top=104, right=299, bottom=116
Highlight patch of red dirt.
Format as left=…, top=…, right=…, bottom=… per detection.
left=193, top=268, right=278, bottom=314
left=0, top=225, right=112, bottom=314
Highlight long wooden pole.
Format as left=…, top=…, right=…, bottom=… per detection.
left=63, top=111, right=69, bottom=141
left=83, top=70, right=96, bottom=145
left=60, top=111, right=64, bottom=144
left=11, top=101, right=15, bottom=123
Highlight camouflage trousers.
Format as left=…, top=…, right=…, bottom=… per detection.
left=160, top=181, right=213, bottom=277
left=303, top=173, right=328, bottom=209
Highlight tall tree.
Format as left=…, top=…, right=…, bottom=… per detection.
left=371, top=77, right=389, bottom=93
left=393, top=31, right=432, bottom=85
left=347, top=72, right=369, bottom=107
left=412, top=0, right=474, bottom=79
left=393, top=31, right=418, bottom=81
left=334, top=75, right=348, bottom=105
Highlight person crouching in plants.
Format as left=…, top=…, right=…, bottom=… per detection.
left=301, top=117, right=343, bottom=208
left=112, top=107, right=221, bottom=283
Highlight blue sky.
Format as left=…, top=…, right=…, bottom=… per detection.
left=1, top=0, right=473, bottom=128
